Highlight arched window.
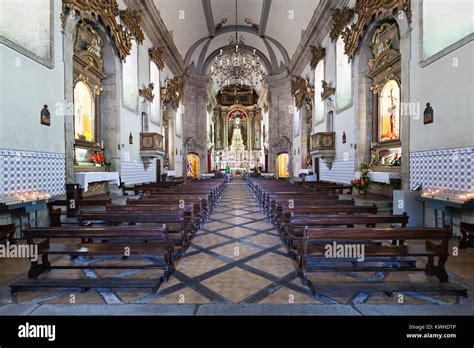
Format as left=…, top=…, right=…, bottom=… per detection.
left=141, top=112, right=149, bottom=132
left=327, top=111, right=334, bottom=132
left=423, top=1, right=473, bottom=60
left=293, top=104, right=300, bottom=137
left=336, top=36, right=352, bottom=110
left=123, top=41, right=139, bottom=111
left=314, top=59, right=325, bottom=125
left=74, top=80, right=95, bottom=142
left=150, top=61, right=161, bottom=124
left=175, top=104, right=183, bottom=137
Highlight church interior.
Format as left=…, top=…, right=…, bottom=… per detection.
left=0, top=0, right=473, bottom=326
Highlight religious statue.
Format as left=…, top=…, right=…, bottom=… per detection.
left=388, top=88, right=397, bottom=139
left=230, top=116, right=245, bottom=151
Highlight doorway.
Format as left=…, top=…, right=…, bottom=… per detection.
left=277, top=153, right=289, bottom=178
left=186, top=153, right=199, bottom=178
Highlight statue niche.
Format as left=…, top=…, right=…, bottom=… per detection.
left=228, top=111, right=248, bottom=150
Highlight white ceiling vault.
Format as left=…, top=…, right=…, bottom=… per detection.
left=153, top=0, right=319, bottom=75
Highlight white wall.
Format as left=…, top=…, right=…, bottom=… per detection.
left=409, top=3, right=474, bottom=152
left=0, top=0, right=64, bottom=154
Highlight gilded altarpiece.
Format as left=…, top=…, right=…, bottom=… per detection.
left=212, top=87, right=262, bottom=172
left=72, top=22, right=106, bottom=171
left=366, top=22, right=402, bottom=194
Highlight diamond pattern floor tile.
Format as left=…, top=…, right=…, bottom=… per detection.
left=192, top=233, right=231, bottom=248
left=245, top=234, right=282, bottom=248
left=246, top=253, right=297, bottom=278
left=151, top=287, right=211, bottom=304
left=176, top=253, right=227, bottom=278
left=243, top=221, right=274, bottom=231
left=216, top=226, right=256, bottom=239
left=212, top=242, right=261, bottom=260
left=201, top=267, right=272, bottom=303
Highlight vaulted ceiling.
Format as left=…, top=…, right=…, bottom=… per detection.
left=153, top=0, right=319, bottom=75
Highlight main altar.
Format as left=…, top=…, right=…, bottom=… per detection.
left=211, top=86, right=263, bottom=174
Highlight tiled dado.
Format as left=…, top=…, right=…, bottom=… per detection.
left=410, top=146, right=473, bottom=192
left=0, top=149, right=65, bottom=196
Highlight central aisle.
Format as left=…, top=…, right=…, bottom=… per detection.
left=159, top=178, right=318, bottom=304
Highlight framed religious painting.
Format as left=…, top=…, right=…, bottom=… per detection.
left=423, top=103, right=434, bottom=124
left=40, top=105, right=51, bottom=126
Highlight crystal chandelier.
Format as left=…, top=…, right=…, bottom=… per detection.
left=210, top=0, right=265, bottom=91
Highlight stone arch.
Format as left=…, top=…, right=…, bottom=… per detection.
left=62, top=14, right=121, bottom=183
left=352, top=9, right=411, bottom=189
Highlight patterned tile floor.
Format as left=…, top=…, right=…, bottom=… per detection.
left=1, top=179, right=473, bottom=309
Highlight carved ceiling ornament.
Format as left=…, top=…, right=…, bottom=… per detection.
left=291, top=76, right=313, bottom=110
left=161, top=76, right=184, bottom=110
left=74, top=22, right=105, bottom=78
left=341, top=0, right=411, bottom=61
left=149, top=47, right=165, bottom=71
left=366, top=23, right=401, bottom=78
left=263, top=102, right=269, bottom=113
left=119, top=9, right=145, bottom=45
left=329, top=7, right=355, bottom=42
left=366, top=22, right=402, bottom=95
left=139, top=83, right=155, bottom=102
left=321, top=80, right=336, bottom=100
left=309, top=45, right=325, bottom=70
left=62, top=0, right=144, bottom=61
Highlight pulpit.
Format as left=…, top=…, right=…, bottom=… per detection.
left=310, top=132, right=335, bottom=169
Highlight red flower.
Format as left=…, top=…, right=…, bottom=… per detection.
left=97, top=152, right=104, bottom=163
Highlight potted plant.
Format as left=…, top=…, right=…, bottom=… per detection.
left=352, top=161, right=371, bottom=196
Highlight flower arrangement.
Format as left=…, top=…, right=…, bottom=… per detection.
left=91, top=151, right=111, bottom=170
left=352, top=161, right=371, bottom=196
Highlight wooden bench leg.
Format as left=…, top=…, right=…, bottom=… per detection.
left=459, top=227, right=473, bottom=249
left=28, top=254, right=50, bottom=279
left=425, top=255, right=449, bottom=283
left=435, top=255, right=449, bottom=283
left=11, top=287, right=19, bottom=303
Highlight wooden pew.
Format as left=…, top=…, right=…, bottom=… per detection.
left=122, top=181, right=184, bottom=195
left=47, top=198, right=112, bottom=224
left=129, top=197, right=205, bottom=225
left=0, top=223, right=15, bottom=244
left=297, top=226, right=467, bottom=297
left=264, top=193, right=340, bottom=215
left=287, top=213, right=409, bottom=255
left=268, top=196, right=351, bottom=220
left=9, top=225, right=174, bottom=298
left=78, top=210, right=187, bottom=254
left=276, top=205, right=378, bottom=237
left=144, top=194, right=211, bottom=220
left=106, top=203, right=197, bottom=236
left=459, top=222, right=474, bottom=249
left=271, top=199, right=356, bottom=224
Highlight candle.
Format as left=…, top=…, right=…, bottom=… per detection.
left=101, top=140, right=104, bottom=149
